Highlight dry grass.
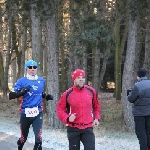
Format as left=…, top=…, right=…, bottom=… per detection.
left=0, top=92, right=124, bottom=131
left=0, top=99, right=20, bottom=122
left=98, top=92, right=124, bottom=131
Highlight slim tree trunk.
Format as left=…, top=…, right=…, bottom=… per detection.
left=99, top=47, right=110, bottom=91
left=82, top=47, right=88, bottom=84
left=93, top=40, right=100, bottom=91
left=0, top=6, right=4, bottom=92
left=45, top=0, right=60, bottom=128
left=58, top=0, right=65, bottom=93
left=11, top=58, right=17, bottom=86
left=19, top=24, right=27, bottom=77
left=0, top=52, right=4, bottom=92
left=3, top=2, right=12, bottom=98
left=114, top=0, right=121, bottom=100
left=67, top=0, right=77, bottom=87
left=31, top=4, right=43, bottom=76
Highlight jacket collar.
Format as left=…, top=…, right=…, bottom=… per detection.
left=139, top=76, right=148, bottom=81
left=73, top=85, right=85, bottom=91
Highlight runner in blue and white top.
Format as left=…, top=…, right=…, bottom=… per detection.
left=9, top=59, right=53, bottom=150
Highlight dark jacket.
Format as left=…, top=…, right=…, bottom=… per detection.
left=128, top=76, right=150, bottom=116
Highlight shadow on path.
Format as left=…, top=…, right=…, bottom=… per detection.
left=0, top=132, right=53, bottom=150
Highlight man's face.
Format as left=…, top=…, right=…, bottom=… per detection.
left=74, top=76, right=85, bottom=88
left=26, top=66, right=37, bottom=76
left=137, top=76, right=140, bottom=81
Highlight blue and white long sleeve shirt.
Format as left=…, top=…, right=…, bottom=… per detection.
left=12, top=76, right=45, bottom=114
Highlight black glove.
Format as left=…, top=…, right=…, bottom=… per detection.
left=46, top=94, right=53, bottom=100
left=42, top=92, right=46, bottom=98
left=20, top=85, right=31, bottom=96
left=9, top=92, right=18, bottom=100
left=9, top=85, right=31, bottom=100
left=127, top=89, right=132, bottom=96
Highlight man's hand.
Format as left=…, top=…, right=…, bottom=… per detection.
left=68, top=113, right=76, bottom=122
left=46, top=94, right=53, bottom=100
left=127, top=89, right=131, bottom=96
left=9, top=85, right=31, bottom=100
left=93, top=119, right=99, bottom=127
left=20, top=85, right=31, bottom=96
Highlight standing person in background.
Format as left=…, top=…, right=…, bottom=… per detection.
left=9, top=60, right=53, bottom=150
left=127, top=68, right=150, bottom=150
left=56, top=69, right=101, bottom=150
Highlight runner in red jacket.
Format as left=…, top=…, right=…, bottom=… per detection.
left=56, top=69, right=101, bottom=150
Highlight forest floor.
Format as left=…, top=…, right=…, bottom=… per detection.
left=0, top=92, right=124, bottom=131
left=0, top=92, right=140, bottom=150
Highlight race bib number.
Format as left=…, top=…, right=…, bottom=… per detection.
left=25, top=107, right=39, bottom=117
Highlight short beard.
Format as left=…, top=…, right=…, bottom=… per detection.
left=76, top=84, right=84, bottom=89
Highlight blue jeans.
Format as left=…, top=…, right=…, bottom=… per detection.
left=134, top=115, right=150, bottom=150
left=67, top=127, right=95, bottom=150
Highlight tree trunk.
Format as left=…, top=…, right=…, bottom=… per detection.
left=99, top=47, right=110, bottom=91
left=11, top=58, right=17, bottom=87
left=68, top=50, right=75, bottom=87
left=59, top=41, right=66, bottom=93
left=11, top=16, right=19, bottom=82
left=0, top=6, right=4, bottom=92
left=67, top=0, right=77, bottom=87
left=31, top=4, right=43, bottom=76
left=133, top=18, right=142, bottom=77
left=93, top=40, right=100, bottom=91
left=114, top=0, right=121, bottom=100
left=19, top=24, right=27, bottom=78
left=3, top=5, right=12, bottom=98
left=144, top=0, right=150, bottom=78
left=0, top=52, right=4, bottom=92
left=82, top=47, right=88, bottom=84
left=121, top=19, right=139, bottom=132
left=45, top=0, right=60, bottom=128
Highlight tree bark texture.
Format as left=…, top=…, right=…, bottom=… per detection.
left=0, top=6, right=4, bottom=92
left=115, top=0, right=121, bottom=100
left=144, top=0, right=150, bottom=77
left=3, top=6, right=12, bottom=98
left=0, top=52, right=4, bottom=91
left=99, top=47, right=110, bottom=91
left=122, top=19, right=138, bottom=132
left=19, top=24, right=27, bottom=78
left=93, top=41, right=100, bottom=91
left=45, top=2, right=60, bottom=127
left=31, top=4, right=43, bottom=76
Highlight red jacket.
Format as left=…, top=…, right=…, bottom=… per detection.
left=56, top=85, right=101, bottom=129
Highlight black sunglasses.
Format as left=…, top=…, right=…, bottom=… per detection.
left=28, top=66, right=37, bottom=69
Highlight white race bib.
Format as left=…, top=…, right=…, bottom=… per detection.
left=25, top=107, right=39, bottom=117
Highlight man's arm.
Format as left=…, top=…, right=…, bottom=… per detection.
left=56, top=93, right=70, bottom=124
left=127, top=85, right=139, bottom=103
left=93, top=90, right=101, bottom=121
left=9, top=85, right=31, bottom=100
